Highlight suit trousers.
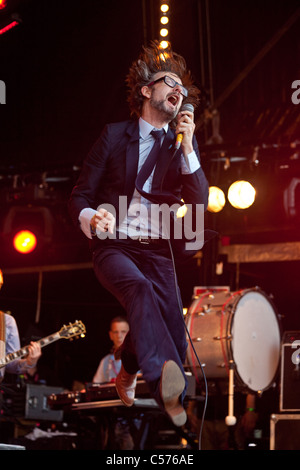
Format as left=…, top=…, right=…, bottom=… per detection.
left=92, top=238, right=188, bottom=407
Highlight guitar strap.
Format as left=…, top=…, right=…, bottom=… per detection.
left=0, top=311, right=5, bottom=383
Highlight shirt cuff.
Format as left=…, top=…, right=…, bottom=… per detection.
left=79, top=208, right=98, bottom=239
left=180, top=150, right=201, bottom=174
left=22, top=359, right=37, bottom=370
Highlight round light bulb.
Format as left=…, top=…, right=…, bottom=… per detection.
left=208, top=186, right=226, bottom=212
left=13, top=230, right=37, bottom=254
left=228, top=180, right=256, bottom=209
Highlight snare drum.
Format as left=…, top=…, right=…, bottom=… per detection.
left=185, top=287, right=281, bottom=392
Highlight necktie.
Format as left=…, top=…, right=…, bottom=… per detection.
left=135, top=129, right=165, bottom=201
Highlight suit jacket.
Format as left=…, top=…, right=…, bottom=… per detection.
left=68, top=119, right=209, bottom=254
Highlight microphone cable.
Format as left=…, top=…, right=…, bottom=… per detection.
left=166, top=235, right=208, bottom=451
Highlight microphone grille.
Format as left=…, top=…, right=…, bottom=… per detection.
left=181, top=103, right=194, bottom=113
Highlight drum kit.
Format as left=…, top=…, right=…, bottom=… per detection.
left=185, top=286, right=282, bottom=425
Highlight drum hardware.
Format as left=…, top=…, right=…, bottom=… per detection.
left=195, top=306, right=212, bottom=315
left=188, top=362, right=226, bottom=369
left=202, top=304, right=211, bottom=313
left=192, top=362, right=226, bottom=368
left=221, top=304, right=234, bottom=315
left=193, top=286, right=231, bottom=297
left=192, top=294, right=215, bottom=301
left=213, top=335, right=232, bottom=341
left=195, top=311, right=206, bottom=317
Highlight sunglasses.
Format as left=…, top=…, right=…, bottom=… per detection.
left=147, top=75, right=188, bottom=98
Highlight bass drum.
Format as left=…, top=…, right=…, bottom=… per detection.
left=185, top=287, right=281, bottom=392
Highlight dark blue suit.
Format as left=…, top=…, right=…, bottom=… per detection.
left=69, top=119, right=209, bottom=407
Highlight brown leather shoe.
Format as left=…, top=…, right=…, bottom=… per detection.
left=160, top=360, right=187, bottom=427
left=115, top=365, right=137, bottom=407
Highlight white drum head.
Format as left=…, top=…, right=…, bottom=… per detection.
left=231, top=290, right=281, bottom=392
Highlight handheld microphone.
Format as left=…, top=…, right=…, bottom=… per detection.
left=175, top=103, right=194, bottom=150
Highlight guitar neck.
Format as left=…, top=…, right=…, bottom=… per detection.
left=0, top=331, right=61, bottom=369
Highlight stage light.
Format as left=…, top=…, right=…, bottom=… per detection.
left=13, top=230, right=37, bottom=254
left=158, top=2, right=170, bottom=45
left=208, top=186, right=226, bottom=213
left=160, top=4, right=169, bottom=13
left=176, top=201, right=188, bottom=218
left=159, top=40, right=169, bottom=49
left=160, top=28, right=169, bottom=37
left=160, top=16, right=169, bottom=25
left=0, top=0, right=7, bottom=10
left=228, top=180, right=256, bottom=209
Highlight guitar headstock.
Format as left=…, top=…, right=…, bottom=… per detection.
left=59, top=321, right=86, bottom=339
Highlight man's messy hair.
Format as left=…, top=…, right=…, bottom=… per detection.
left=126, top=41, right=200, bottom=119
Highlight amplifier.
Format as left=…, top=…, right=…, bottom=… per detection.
left=270, top=414, right=300, bottom=450
left=280, top=331, right=300, bottom=412
left=25, top=384, right=64, bottom=421
left=1, top=384, right=64, bottom=421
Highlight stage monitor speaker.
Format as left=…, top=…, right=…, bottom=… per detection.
left=280, top=331, right=300, bottom=412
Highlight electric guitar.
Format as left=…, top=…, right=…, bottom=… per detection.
left=0, top=320, right=86, bottom=369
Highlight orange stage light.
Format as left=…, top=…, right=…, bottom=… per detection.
left=13, top=230, right=37, bottom=254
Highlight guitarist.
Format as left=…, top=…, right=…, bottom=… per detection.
left=0, top=312, right=41, bottom=383
left=0, top=271, right=41, bottom=383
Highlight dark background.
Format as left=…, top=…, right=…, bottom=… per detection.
left=0, top=0, right=299, bottom=388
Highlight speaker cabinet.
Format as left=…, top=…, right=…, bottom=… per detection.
left=270, top=414, right=300, bottom=450
left=280, top=331, right=300, bottom=412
